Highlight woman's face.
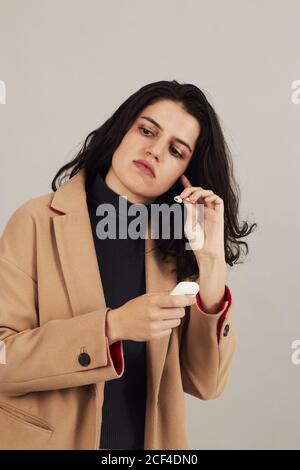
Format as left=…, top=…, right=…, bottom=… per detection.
left=105, top=99, right=201, bottom=204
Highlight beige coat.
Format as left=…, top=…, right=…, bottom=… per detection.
left=0, top=169, right=237, bottom=450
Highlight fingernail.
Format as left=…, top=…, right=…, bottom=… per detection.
left=174, top=196, right=182, bottom=203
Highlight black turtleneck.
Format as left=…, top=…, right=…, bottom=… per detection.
left=85, top=168, right=150, bottom=450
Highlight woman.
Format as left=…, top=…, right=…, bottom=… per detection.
left=0, top=80, right=256, bottom=450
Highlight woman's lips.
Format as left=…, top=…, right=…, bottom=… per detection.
left=133, top=161, right=155, bottom=178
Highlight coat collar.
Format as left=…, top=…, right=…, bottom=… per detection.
left=50, top=169, right=88, bottom=215
left=49, top=168, right=178, bottom=416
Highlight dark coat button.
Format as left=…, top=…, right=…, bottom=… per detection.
left=78, top=352, right=91, bottom=367
left=223, top=324, right=230, bottom=337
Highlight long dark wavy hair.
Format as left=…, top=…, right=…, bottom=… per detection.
left=51, top=80, right=257, bottom=282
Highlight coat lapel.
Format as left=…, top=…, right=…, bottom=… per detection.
left=50, top=169, right=177, bottom=399
left=52, top=212, right=107, bottom=317
left=51, top=171, right=107, bottom=318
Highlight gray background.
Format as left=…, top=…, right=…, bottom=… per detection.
left=0, top=0, right=299, bottom=449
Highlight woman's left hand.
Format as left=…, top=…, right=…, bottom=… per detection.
left=178, top=174, right=225, bottom=260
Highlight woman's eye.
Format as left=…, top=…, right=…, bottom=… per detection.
left=139, top=126, right=153, bottom=136
left=170, top=147, right=183, bottom=159
left=139, top=126, right=183, bottom=159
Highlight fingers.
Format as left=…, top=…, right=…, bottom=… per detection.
left=158, top=318, right=182, bottom=330
left=159, top=307, right=185, bottom=320
left=178, top=187, right=199, bottom=200
left=157, top=293, right=196, bottom=308
left=188, top=189, right=214, bottom=203
left=180, top=174, right=192, bottom=188
left=203, top=194, right=224, bottom=207
left=178, top=187, right=214, bottom=203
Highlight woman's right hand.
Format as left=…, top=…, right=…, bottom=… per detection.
left=106, top=292, right=197, bottom=343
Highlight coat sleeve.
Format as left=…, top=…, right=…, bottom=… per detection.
left=0, top=205, right=124, bottom=397
left=179, top=281, right=237, bottom=400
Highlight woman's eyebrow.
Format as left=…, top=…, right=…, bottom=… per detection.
left=140, top=115, right=192, bottom=153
